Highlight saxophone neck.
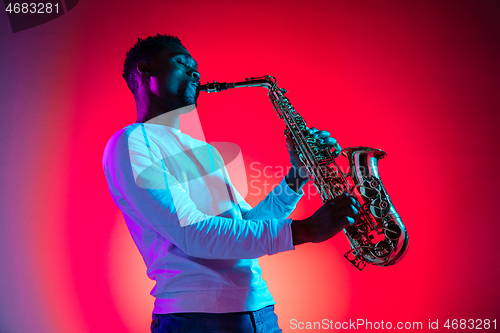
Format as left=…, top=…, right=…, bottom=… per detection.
left=198, top=76, right=277, bottom=93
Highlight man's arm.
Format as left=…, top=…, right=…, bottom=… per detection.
left=103, top=129, right=295, bottom=260
left=285, top=165, right=310, bottom=193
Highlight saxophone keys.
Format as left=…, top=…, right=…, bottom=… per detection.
left=369, top=198, right=390, bottom=218
left=384, top=222, right=402, bottom=240
left=344, top=249, right=367, bottom=271
left=373, top=241, right=392, bottom=258
left=369, top=179, right=380, bottom=189
left=346, top=226, right=363, bottom=240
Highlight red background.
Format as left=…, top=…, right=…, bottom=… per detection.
left=1, top=0, right=499, bottom=332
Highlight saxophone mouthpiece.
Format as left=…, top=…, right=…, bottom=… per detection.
left=198, top=80, right=235, bottom=93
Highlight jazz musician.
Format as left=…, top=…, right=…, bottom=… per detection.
left=102, top=34, right=359, bottom=333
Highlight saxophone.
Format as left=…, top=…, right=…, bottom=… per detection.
left=198, top=76, right=409, bottom=270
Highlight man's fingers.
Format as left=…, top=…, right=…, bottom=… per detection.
left=308, top=127, right=336, bottom=137
left=316, top=130, right=330, bottom=138
left=327, top=193, right=358, bottom=206
left=323, top=195, right=360, bottom=222
left=307, top=128, right=341, bottom=156
left=338, top=216, right=356, bottom=228
left=322, top=137, right=337, bottom=146
left=334, top=203, right=359, bottom=220
left=326, top=192, right=348, bottom=203
left=333, top=142, right=342, bottom=157
left=308, top=127, right=318, bottom=134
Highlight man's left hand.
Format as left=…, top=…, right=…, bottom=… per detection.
left=285, top=127, right=342, bottom=192
left=286, top=127, right=342, bottom=172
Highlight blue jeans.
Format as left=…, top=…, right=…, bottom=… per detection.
left=150, top=305, right=282, bottom=333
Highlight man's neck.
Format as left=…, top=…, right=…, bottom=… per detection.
left=137, top=104, right=197, bottom=129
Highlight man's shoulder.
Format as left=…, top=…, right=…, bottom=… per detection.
left=102, top=123, right=142, bottom=164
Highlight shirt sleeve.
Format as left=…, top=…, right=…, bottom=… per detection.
left=232, top=177, right=303, bottom=221
left=102, top=128, right=295, bottom=260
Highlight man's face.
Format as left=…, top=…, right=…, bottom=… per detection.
left=146, top=44, right=200, bottom=109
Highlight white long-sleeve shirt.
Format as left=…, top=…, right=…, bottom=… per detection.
left=102, top=122, right=301, bottom=314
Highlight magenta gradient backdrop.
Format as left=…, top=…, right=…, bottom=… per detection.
left=1, top=1, right=499, bottom=332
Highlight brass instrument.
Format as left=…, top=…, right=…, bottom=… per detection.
left=198, top=76, right=409, bottom=270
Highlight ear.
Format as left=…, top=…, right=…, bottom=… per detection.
left=137, top=61, right=151, bottom=76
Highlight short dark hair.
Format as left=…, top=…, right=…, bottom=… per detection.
left=122, top=34, right=184, bottom=96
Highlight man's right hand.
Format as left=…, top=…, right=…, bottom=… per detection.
left=291, top=193, right=360, bottom=246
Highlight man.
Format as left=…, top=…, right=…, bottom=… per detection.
left=102, top=34, right=359, bottom=333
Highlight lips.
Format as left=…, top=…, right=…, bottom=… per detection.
left=185, top=82, right=200, bottom=100
left=187, top=81, right=200, bottom=93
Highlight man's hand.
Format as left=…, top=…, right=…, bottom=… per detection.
left=285, top=127, right=342, bottom=192
left=291, top=193, right=360, bottom=246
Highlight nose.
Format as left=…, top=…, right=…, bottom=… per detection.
left=189, top=69, right=200, bottom=80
